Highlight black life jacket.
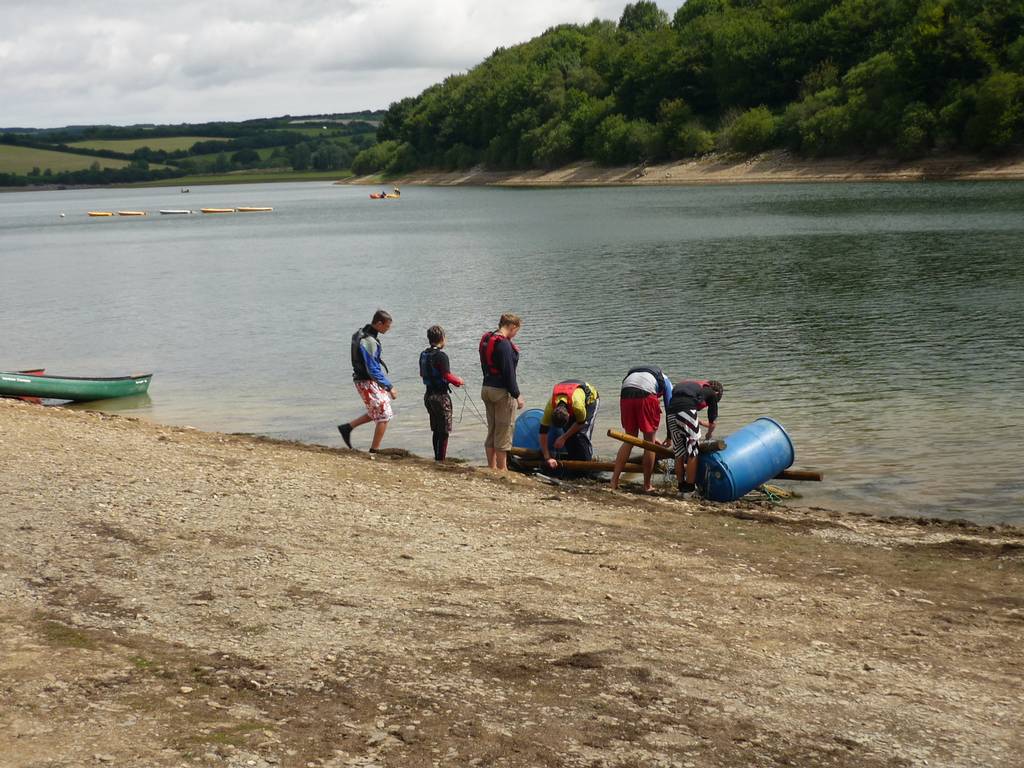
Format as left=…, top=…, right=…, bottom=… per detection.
left=419, top=347, right=446, bottom=389
left=351, top=325, right=387, bottom=381
left=624, top=365, right=667, bottom=394
left=668, top=379, right=716, bottom=413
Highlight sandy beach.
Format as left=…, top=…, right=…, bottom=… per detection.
left=1, top=397, right=1022, bottom=767
left=340, top=150, right=1024, bottom=188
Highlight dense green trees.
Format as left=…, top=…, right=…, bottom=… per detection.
left=373, top=0, right=1023, bottom=171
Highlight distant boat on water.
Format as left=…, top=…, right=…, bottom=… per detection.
left=201, top=208, right=235, bottom=214
left=235, top=207, right=273, bottom=212
left=160, top=209, right=193, bottom=215
left=88, top=211, right=114, bottom=217
left=117, top=211, right=147, bottom=216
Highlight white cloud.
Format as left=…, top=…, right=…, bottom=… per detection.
left=0, top=1, right=685, bottom=127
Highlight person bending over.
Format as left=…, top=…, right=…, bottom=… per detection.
left=540, top=379, right=600, bottom=470
left=610, top=365, right=673, bottom=492
left=665, top=379, right=723, bottom=498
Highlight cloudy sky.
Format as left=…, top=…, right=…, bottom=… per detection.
left=1, top=1, right=685, bottom=128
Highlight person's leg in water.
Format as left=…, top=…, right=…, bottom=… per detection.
left=432, top=432, right=449, bottom=461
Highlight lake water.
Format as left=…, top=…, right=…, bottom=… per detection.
left=2, top=181, right=1022, bottom=524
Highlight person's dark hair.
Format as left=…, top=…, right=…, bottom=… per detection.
left=372, top=309, right=392, bottom=325
left=552, top=402, right=572, bottom=428
left=427, top=325, right=445, bottom=345
left=706, top=380, right=724, bottom=400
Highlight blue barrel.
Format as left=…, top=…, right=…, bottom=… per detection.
left=698, top=417, right=795, bottom=502
left=512, top=408, right=565, bottom=453
left=512, top=408, right=544, bottom=451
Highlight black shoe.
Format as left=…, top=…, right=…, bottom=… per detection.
left=337, top=423, right=353, bottom=449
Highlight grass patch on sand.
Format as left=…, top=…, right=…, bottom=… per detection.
left=38, top=620, right=98, bottom=650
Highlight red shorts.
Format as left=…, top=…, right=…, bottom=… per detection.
left=620, top=394, right=662, bottom=434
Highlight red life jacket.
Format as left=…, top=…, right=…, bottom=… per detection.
left=479, top=330, right=517, bottom=376
left=551, top=380, right=594, bottom=412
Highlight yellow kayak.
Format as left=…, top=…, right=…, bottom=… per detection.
left=88, top=211, right=114, bottom=217
left=201, top=208, right=235, bottom=214
left=235, top=206, right=273, bottom=212
left=117, top=211, right=147, bottom=216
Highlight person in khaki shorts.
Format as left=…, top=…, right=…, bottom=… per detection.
left=478, top=313, right=524, bottom=471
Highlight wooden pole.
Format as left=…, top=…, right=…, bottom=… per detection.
left=607, top=429, right=673, bottom=457
left=774, top=469, right=823, bottom=482
left=606, top=429, right=725, bottom=456
left=514, top=458, right=648, bottom=473
left=510, top=447, right=541, bottom=459
left=607, top=429, right=822, bottom=481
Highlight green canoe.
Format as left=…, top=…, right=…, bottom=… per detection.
left=0, top=372, right=153, bottom=402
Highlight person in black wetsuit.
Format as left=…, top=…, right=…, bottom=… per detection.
left=419, top=325, right=464, bottom=461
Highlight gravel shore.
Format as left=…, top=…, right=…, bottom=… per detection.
left=1, top=398, right=1022, bottom=768
left=340, top=150, right=1024, bottom=188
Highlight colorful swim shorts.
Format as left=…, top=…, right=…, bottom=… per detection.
left=355, top=380, right=393, bottom=423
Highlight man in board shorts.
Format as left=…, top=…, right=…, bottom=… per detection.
left=610, top=366, right=674, bottom=492
left=666, top=379, right=724, bottom=498
left=338, top=310, right=397, bottom=452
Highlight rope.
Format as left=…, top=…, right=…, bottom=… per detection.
left=456, top=387, right=488, bottom=426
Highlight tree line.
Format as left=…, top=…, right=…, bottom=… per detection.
left=0, top=120, right=379, bottom=185
left=354, top=0, right=1024, bottom=174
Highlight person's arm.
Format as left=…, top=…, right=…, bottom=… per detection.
left=361, top=339, right=392, bottom=389
left=497, top=343, right=519, bottom=399
left=662, top=375, right=673, bottom=414
left=704, top=392, right=719, bottom=435
left=555, top=420, right=585, bottom=448
left=437, top=351, right=463, bottom=387
left=554, top=389, right=589, bottom=449
left=540, top=402, right=557, bottom=467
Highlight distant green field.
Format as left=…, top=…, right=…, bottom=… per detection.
left=68, top=136, right=220, bottom=152
left=136, top=169, right=352, bottom=187
left=0, top=145, right=142, bottom=174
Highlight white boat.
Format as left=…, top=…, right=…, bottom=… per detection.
left=159, top=209, right=193, bottom=215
